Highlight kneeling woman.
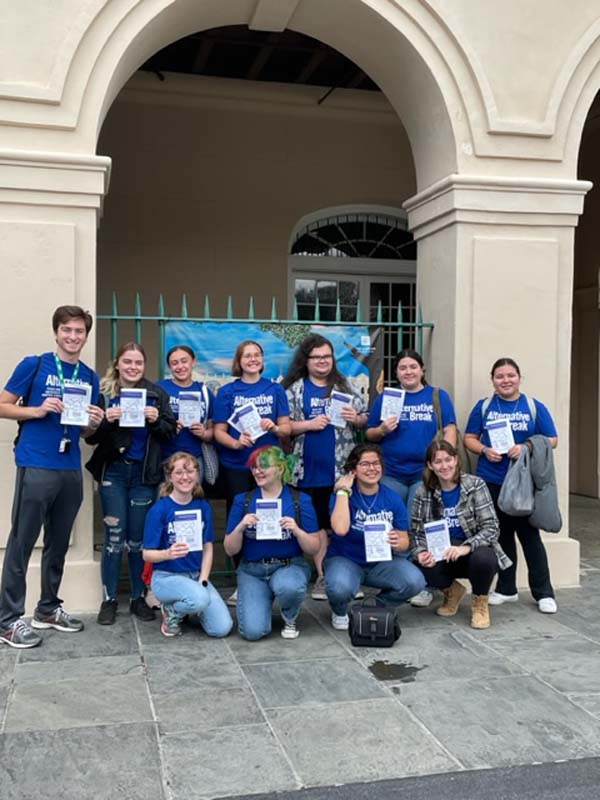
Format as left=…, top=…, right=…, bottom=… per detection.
left=411, top=440, right=510, bottom=629
left=225, top=446, right=319, bottom=640
left=143, top=453, right=233, bottom=636
left=142, top=452, right=232, bottom=638
left=325, top=444, right=426, bottom=631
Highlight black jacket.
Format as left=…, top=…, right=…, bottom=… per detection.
left=85, top=378, right=176, bottom=485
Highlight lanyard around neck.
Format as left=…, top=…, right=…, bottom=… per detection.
left=54, top=353, right=80, bottom=391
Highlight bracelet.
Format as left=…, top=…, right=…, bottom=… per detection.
left=336, top=488, right=352, bottom=497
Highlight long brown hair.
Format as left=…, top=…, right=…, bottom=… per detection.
left=231, top=340, right=264, bottom=377
left=423, top=440, right=461, bottom=491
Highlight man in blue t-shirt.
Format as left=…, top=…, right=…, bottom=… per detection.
left=0, top=306, right=104, bottom=649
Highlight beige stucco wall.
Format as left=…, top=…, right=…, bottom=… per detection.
left=2, top=0, right=600, bottom=609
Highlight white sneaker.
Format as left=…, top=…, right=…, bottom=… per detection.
left=538, top=597, right=558, bottom=614
left=331, top=612, right=349, bottom=631
left=488, top=591, right=519, bottom=606
left=311, top=576, right=327, bottom=601
left=281, top=620, right=300, bottom=639
left=226, top=589, right=238, bottom=607
left=409, top=589, right=433, bottom=608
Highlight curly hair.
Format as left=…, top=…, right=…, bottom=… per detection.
left=282, top=333, right=350, bottom=394
left=160, top=452, right=205, bottom=498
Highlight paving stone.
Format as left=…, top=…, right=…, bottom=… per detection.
left=143, top=644, right=241, bottom=694
left=154, top=674, right=264, bottom=734
left=0, top=686, right=8, bottom=724
left=0, top=721, right=163, bottom=800
left=267, top=698, right=457, bottom=785
left=466, top=602, right=577, bottom=641
left=547, top=604, right=600, bottom=644
left=568, top=693, right=600, bottom=719
left=486, top=634, right=600, bottom=693
left=226, top=612, right=348, bottom=665
left=243, top=657, right=387, bottom=708
left=397, top=674, right=600, bottom=768
left=161, top=723, right=298, bottom=799
left=15, top=654, right=142, bottom=684
left=19, top=614, right=138, bottom=662
left=351, top=628, right=525, bottom=684
left=0, top=653, right=15, bottom=689
left=4, top=672, right=153, bottom=732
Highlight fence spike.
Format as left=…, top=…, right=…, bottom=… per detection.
left=227, top=296, right=233, bottom=319
left=134, top=292, right=142, bottom=344
left=181, top=294, right=188, bottom=318
left=376, top=300, right=383, bottom=324
left=417, top=305, right=423, bottom=354
left=134, top=292, right=142, bottom=317
left=314, top=296, right=321, bottom=322
left=204, top=295, right=210, bottom=319
left=248, top=296, right=255, bottom=320
left=158, top=293, right=165, bottom=317
left=397, top=301, right=404, bottom=351
left=335, top=297, right=341, bottom=322
left=293, top=299, right=298, bottom=321
left=271, top=296, right=277, bottom=320
left=355, top=298, right=361, bottom=323
left=111, top=291, right=118, bottom=316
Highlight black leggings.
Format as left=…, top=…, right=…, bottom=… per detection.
left=419, top=544, right=498, bottom=596
left=299, top=486, right=333, bottom=530
left=486, top=482, right=554, bottom=600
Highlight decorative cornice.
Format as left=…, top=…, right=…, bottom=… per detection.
left=404, top=174, right=593, bottom=239
left=0, top=149, right=111, bottom=215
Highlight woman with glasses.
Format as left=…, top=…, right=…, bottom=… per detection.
left=282, top=334, right=367, bottom=600
left=324, top=443, right=426, bottom=630
left=224, top=446, right=320, bottom=640
left=142, top=452, right=232, bottom=639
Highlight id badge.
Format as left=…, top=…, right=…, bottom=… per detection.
left=59, top=437, right=71, bottom=454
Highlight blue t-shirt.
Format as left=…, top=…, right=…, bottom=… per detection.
left=466, top=394, right=557, bottom=486
left=6, top=352, right=100, bottom=470
left=326, top=483, right=408, bottom=567
left=226, top=485, right=319, bottom=560
left=143, top=495, right=214, bottom=573
left=441, top=486, right=465, bottom=542
left=157, top=379, right=214, bottom=460
left=368, top=385, right=456, bottom=482
left=213, top=377, right=290, bottom=469
left=105, top=395, right=155, bottom=461
left=298, top=378, right=336, bottom=488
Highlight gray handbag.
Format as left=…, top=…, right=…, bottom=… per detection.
left=498, top=447, right=534, bottom=516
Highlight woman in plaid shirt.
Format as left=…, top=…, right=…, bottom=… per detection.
left=411, top=440, right=510, bottom=629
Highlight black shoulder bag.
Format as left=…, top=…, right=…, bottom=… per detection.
left=348, top=596, right=401, bottom=648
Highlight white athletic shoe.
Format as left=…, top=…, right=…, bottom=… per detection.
left=331, top=612, right=349, bottom=631
left=311, top=576, right=327, bottom=601
left=281, top=620, right=300, bottom=639
left=488, top=591, right=519, bottom=606
left=226, top=589, right=238, bottom=607
left=409, top=590, right=433, bottom=608
left=538, top=597, right=557, bottom=614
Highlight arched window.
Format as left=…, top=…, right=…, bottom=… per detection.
left=288, top=207, right=417, bottom=379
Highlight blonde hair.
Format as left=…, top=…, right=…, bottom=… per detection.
left=100, top=342, right=146, bottom=398
left=159, top=452, right=204, bottom=498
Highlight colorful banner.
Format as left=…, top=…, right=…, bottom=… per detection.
left=164, top=321, right=383, bottom=404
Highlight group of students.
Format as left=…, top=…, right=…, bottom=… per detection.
left=0, top=306, right=558, bottom=650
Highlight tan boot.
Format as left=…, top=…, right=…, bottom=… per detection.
left=436, top=581, right=466, bottom=617
left=471, top=594, right=490, bottom=629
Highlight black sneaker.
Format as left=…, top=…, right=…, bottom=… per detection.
left=130, top=596, right=156, bottom=621
left=32, top=607, right=84, bottom=633
left=0, top=619, right=42, bottom=649
left=97, top=599, right=118, bottom=626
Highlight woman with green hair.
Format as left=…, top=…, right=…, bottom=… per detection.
left=225, top=445, right=320, bottom=640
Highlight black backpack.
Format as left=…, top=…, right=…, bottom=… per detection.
left=348, top=597, right=401, bottom=648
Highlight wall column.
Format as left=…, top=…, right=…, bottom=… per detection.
left=405, top=174, right=592, bottom=588
left=0, top=149, right=111, bottom=612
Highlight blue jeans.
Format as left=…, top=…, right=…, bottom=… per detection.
left=324, top=555, right=426, bottom=616
left=237, top=557, right=311, bottom=641
left=381, top=475, right=422, bottom=517
left=151, top=570, right=233, bottom=638
left=99, top=461, right=156, bottom=600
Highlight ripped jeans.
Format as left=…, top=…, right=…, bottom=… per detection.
left=99, top=460, right=157, bottom=600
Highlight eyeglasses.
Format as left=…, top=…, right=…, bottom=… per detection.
left=357, top=460, right=382, bottom=470
left=307, top=355, right=333, bottom=361
left=251, top=464, right=275, bottom=472
left=171, top=468, right=198, bottom=477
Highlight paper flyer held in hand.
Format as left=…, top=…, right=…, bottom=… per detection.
left=485, top=418, right=515, bottom=454
left=424, top=519, right=451, bottom=562
left=173, top=509, right=203, bottom=551
left=255, top=498, right=283, bottom=540
left=380, top=387, right=405, bottom=421
left=363, top=519, right=392, bottom=562
left=178, top=391, right=202, bottom=427
left=228, top=403, right=265, bottom=440
left=119, top=388, right=147, bottom=428
left=328, top=391, right=353, bottom=428
left=60, top=381, right=92, bottom=426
